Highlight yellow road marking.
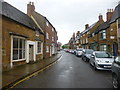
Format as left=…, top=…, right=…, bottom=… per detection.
left=9, top=55, right=63, bottom=89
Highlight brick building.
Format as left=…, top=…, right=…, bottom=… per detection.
left=75, top=31, right=80, bottom=49
left=27, top=2, right=58, bottom=59
left=1, top=1, right=44, bottom=71
left=79, top=15, right=104, bottom=49
left=91, top=9, right=118, bottom=56
left=109, top=3, right=120, bottom=55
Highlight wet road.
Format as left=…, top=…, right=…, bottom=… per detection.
left=14, top=51, right=112, bottom=88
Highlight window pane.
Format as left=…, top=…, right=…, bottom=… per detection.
left=37, top=42, right=41, bottom=53
left=19, top=50, right=22, bottom=59
left=13, top=50, right=18, bottom=60
left=23, top=50, right=25, bottom=58
left=20, top=39, right=22, bottom=48
left=13, top=38, right=18, bottom=48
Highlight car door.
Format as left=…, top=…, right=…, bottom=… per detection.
left=90, top=53, right=95, bottom=65
left=115, top=56, right=120, bottom=84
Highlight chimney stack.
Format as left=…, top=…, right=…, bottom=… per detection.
left=98, top=14, right=103, bottom=21
left=85, top=24, right=89, bottom=30
left=27, top=2, right=35, bottom=16
left=77, top=31, right=80, bottom=36
left=106, top=9, right=114, bottom=21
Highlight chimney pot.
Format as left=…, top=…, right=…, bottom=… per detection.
left=32, top=2, right=34, bottom=5
left=27, top=2, right=35, bottom=16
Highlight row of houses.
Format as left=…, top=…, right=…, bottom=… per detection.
left=1, top=1, right=58, bottom=71
left=68, top=3, right=120, bottom=56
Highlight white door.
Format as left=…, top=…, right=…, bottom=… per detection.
left=29, top=45, right=34, bottom=62
left=26, top=41, right=36, bottom=63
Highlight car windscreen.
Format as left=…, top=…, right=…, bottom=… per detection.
left=86, top=50, right=93, bottom=54
left=95, top=52, right=112, bottom=58
left=77, top=49, right=83, bottom=51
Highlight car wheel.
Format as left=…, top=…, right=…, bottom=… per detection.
left=93, top=63, right=97, bottom=70
left=84, top=58, right=87, bottom=62
left=112, top=74, right=119, bottom=89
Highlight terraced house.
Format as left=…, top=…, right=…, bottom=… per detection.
left=27, top=2, right=58, bottom=59
left=109, top=3, right=120, bottom=55
left=68, top=3, right=120, bottom=56
left=1, top=1, right=44, bottom=71
left=80, top=15, right=104, bottom=49
left=91, top=9, right=118, bottom=56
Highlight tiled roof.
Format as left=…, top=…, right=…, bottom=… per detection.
left=110, top=3, right=120, bottom=23
left=1, top=1, right=38, bottom=30
left=93, top=21, right=110, bottom=34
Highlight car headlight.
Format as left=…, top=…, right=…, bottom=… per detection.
left=96, top=60, right=101, bottom=62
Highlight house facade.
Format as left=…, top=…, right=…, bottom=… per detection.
left=68, top=5, right=119, bottom=56
left=2, top=1, right=44, bottom=71
left=27, top=2, right=58, bottom=59
left=91, top=9, right=118, bottom=56
left=109, top=3, right=120, bottom=55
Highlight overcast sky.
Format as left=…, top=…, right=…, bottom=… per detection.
left=4, top=0, right=119, bottom=45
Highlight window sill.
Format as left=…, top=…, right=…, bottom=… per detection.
left=12, top=59, right=26, bottom=62
left=36, top=53, right=43, bottom=55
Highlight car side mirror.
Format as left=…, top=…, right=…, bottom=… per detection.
left=112, top=56, right=116, bottom=59
left=91, top=55, right=94, bottom=58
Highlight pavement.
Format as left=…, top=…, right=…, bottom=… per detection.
left=2, top=52, right=62, bottom=89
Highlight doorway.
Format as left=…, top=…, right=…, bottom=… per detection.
left=29, top=45, right=34, bottom=62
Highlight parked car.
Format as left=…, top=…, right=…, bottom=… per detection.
left=75, top=48, right=84, bottom=57
left=71, top=49, right=75, bottom=54
left=82, top=49, right=94, bottom=62
left=89, top=51, right=114, bottom=70
left=112, top=56, right=120, bottom=89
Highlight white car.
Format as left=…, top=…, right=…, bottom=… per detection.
left=89, top=51, right=114, bottom=70
left=76, top=48, right=84, bottom=57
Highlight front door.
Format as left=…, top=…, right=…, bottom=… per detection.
left=113, top=43, right=117, bottom=56
left=29, top=45, right=34, bottom=62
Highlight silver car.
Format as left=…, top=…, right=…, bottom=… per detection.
left=89, top=51, right=114, bottom=70
left=75, top=48, right=84, bottom=57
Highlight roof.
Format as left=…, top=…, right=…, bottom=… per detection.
left=32, top=11, right=57, bottom=33
left=1, top=1, right=38, bottom=30
left=110, top=3, right=120, bottom=23
left=81, top=22, right=97, bottom=35
left=93, top=21, right=110, bottom=34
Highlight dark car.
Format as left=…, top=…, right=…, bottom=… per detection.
left=82, top=49, right=94, bottom=62
left=112, top=56, right=120, bottom=89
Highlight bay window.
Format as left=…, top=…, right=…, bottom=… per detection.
left=12, top=37, right=26, bottom=60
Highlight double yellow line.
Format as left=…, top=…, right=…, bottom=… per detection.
left=8, top=55, right=63, bottom=89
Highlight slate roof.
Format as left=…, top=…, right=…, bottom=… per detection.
left=93, top=21, right=110, bottom=34
left=81, top=22, right=97, bottom=35
left=110, top=3, right=120, bottom=23
left=32, top=11, right=57, bottom=33
left=0, top=1, right=38, bottom=30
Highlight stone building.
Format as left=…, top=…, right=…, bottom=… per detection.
left=1, top=1, right=44, bottom=71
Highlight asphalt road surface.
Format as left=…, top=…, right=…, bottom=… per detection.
left=14, top=51, right=112, bottom=88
